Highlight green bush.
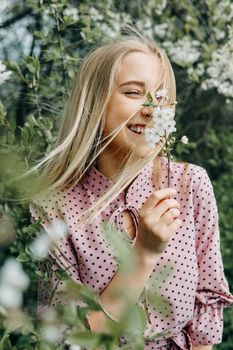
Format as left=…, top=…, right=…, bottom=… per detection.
left=0, top=0, right=232, bottom=349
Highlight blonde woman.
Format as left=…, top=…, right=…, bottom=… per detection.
left=30, top=27, right=233, bottom=350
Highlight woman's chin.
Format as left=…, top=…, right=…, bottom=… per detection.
left=134, top=143, right=155, bottom=158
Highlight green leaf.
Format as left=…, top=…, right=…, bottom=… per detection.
left=101, top=221, right=136, bottom=273
left=0, top=335, right=12, bottom=350
left=68, top=331, right=101, bottom=348
left=77, top=306, right=92, bottom=322
left=121, top=304, right=147, bottom=336
left=25, top=57, right=40, bottom=76
left=64, top=280, right=100, bottom=310
left=146, top=92, right=153, bottom=103
left=146, top=291, right=172, bottom=316
left=7, top=61, right=25, bottom=81
left=38, top=342, right=55, bottom=350
left=35, top=270, right=45, bottom=278
left=17, top=251, right=30, bottom=262
left=131, top=336, right=145, bottom=350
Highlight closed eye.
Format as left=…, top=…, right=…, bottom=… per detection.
left=124, top=91, right=164, bottom=103
left=125, top=91, right=142, bottom=95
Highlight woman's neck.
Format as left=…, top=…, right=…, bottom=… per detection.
left=96, top=152, right=123, bottom=179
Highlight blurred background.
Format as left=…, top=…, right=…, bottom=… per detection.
left=0, top=0, right=233, bottom=349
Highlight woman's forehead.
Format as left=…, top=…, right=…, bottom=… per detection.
left=116, top=51, right=163, bottom=92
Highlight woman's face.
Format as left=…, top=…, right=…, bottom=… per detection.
left=101, top=51, right=163, bottom=164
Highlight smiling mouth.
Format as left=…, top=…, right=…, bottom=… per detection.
left=127, top=125, right=145, bottom=135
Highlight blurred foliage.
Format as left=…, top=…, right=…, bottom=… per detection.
left=0, top=0, right=233, bottom=349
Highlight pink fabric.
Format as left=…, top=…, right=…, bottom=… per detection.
left=30, top=156, right=233, bottom=349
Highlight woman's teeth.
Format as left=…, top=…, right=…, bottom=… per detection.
left=128, top=125, right=145, bottom=134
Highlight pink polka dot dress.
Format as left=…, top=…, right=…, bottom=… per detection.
left=30, top=157, right=233, bottom=349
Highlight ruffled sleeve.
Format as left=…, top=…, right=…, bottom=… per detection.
left=29, top=192, right=86, bottom=314
left=186, top=168, right=233, bottom=346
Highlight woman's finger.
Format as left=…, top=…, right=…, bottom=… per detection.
left=166, top=218, right=182, bottom=235
left=152, top=198, right=180, bottom=219
left=161, top=208, right=180, bottom=226
left=141, top=188, right=177, bottom=212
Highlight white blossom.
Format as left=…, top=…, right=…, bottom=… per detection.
left=181, top=136, right=189, bottom=144
left=196, top=63, right=205, bottom=77
left=0, top=61, right=6, bottom=71
left=218, top=82, right=233, bottom=97
left=0, top=284, right=22, bottom=309
left=201, top=27, right=233, bottom=97
left=0, top=71, right=12, bottom=84
left=86, top=7, right=126, bottom=39
left=206, top=65, right=219, bottom=79
left=0, top=258, right=29, bottom=290
left=188, top=63, right=205, bottom=79
left=155, top=88, right=168, bottom=98
left=154, top=23, right=169, bottom=39
left=69, top=345, right=81, bottom=350
left=137, top=18, right=154, bottom=38
left=64, top=343, right=81, bottom=350
left=63, top=7, right=79, bottom=22
left=89, top=7, right=104, bottom=21
left=213, top=28, right=225, bottom=41
left=145, top=128, right=161, bottom=148
left=145, top=107, right=176, bottom=148
left=0, top=60, right=12, bottom=85
left=41, top=324, right=60, bottom=343
left=0, top=304, right=7, bottom=316
left=0, top=258, right=29, bottom=309
left=40, top=308, right=57, bottom=322
left=0, top=0, right=8, bottom=13
left=153, top=0, right=168, bottom=16
left=47, top=219, right=68, bottom=240
left=164, top=37, right=201, bottom=66
left=29, top=233, right=50, bottom=259
left=29, top=220, right=68, bottom=260
left=158, top=108, right=175, bottom=120
left=212, top=0, right=233, bottom=24
left=98, top=22, right=120, bottom=38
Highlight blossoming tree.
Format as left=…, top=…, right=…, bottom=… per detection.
left=0, top=0, right=232, bottom=349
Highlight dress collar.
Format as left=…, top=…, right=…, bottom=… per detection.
left=81, top=159, right=155, bottom=203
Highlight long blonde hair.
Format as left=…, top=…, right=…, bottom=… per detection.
left=29, top=26, right=187, bottom=224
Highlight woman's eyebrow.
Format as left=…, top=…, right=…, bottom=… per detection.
left=119, top=80, right=145, bottom=88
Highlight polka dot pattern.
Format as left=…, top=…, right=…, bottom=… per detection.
left=30, top=157, right=233, bottom=349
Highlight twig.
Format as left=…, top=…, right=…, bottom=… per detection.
left=48, top=262, right=79, bottom=306
left=54, top=8, right=69, bottom=97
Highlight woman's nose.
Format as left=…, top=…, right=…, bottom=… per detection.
left=141, top=106, right=154, bottom=117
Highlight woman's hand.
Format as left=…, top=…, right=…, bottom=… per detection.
left=135, top=188, right=181, bottom=259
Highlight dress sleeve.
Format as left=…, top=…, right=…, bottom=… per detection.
left=186, top=168, right=233, bottom=346
left=29, top=195, right=87, bottom=315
